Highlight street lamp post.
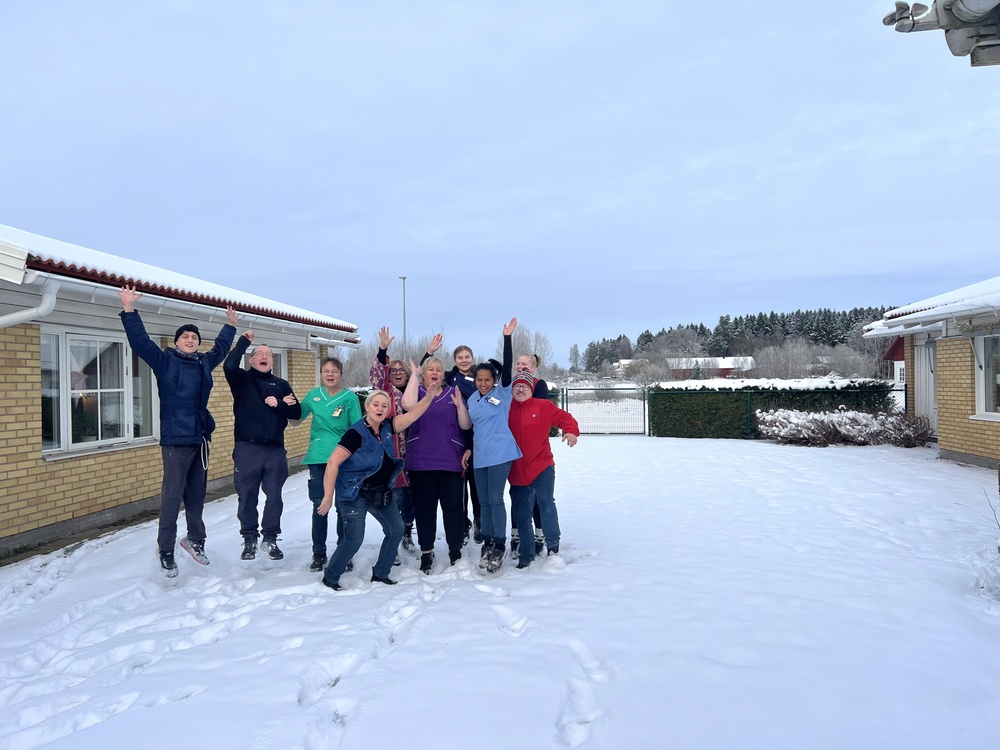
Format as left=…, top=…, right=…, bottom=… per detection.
left=399, top=275, right=408, bottom=359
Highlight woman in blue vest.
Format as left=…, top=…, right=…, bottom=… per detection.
left=316, top=370, right=444, bottom=589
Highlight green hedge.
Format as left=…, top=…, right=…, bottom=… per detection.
left=649, top=382, right=896, bottom=439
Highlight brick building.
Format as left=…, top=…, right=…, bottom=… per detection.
left=0, top=224, right=359, bottom=556
left=865, top=276, right=1000, bottom=468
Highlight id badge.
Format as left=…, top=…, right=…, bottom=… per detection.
left=487, top=396, right=501, bottom=406
left=332, top=406, right=343, bottom=417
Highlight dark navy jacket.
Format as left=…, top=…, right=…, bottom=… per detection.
left=224, top=335, right=301, bottom=445
left=120, top=310, right=236, bottom=446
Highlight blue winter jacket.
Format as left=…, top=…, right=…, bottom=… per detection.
left=335, top=418, right=404, bottom=502
left=120, top=310, right=236, bottom=446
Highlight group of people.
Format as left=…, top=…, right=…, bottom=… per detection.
left=118, top=286, right=580, bottom=588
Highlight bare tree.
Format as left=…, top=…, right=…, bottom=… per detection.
left=496, top=323, right=554, bottom=375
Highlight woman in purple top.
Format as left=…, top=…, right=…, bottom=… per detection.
left=401, top=356, right=472, bottom=573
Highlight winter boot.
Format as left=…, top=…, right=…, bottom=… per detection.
left=479, top=540, right=493, bottom=570
left=241, top=536, right=257, bottom=560
left=371, top=574, right=397, bottom=585
left=309, top=553, right=327, bottom=572
left=160, top=550, right=178, bottom=578
left=547, top=545, right=560, bottom=555
left=473, top=518, right=483, bottom=544
left=420, top=551, right=434, bottom=574
left=261, top=536, right=284, bottom=560
left=180, top=536, right=210, bottom=565
left=534, top=530, right=545, bottom=556
left=401, top=524, right=416, bottom=552
left=449, top=548, right=462, bottom=565
left=486, top=542, right=505, bottom=574
left=510, top=528, right=519, bottom=555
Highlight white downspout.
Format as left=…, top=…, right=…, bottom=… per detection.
left=0, top=275, right=61, bottom=329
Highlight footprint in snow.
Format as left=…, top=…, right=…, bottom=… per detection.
left=567, top=637, right=612, bottom=685
left=490, top=604, right=529, bottom=637
left=556, top=678, right=606, bottom=749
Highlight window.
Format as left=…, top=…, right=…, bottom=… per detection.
left=41, top=330, right=158, bottom=452
left=242, top=348, right=286, bottom=379
left=984, top=337, right=1000, bottom=415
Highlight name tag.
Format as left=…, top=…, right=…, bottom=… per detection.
left=333, top=406, right=343, bottom=417
left=487, top=396, right=501, bottom=406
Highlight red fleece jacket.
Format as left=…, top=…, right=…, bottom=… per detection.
left=508, top=398, right=580, bottom=486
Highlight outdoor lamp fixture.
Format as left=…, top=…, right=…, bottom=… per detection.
left=882, top=0, right=1000, bottom=65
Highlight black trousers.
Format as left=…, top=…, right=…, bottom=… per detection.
left=409, top=470, right=465, bottom=554
left=158, top=442, right=208, bottom=553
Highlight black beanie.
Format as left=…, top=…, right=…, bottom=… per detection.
left=174, top=324, right=201, bottom=343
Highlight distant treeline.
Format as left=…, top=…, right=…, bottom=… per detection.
left=575, top=307, right=891, bottom=373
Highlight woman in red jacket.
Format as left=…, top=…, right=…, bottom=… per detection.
left=507, top=372, right=580, bottom=568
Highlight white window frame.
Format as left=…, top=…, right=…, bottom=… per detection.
left=973, top=336, right=1000, bottom=422
left=241, top=347, right=288, bottom=379
left=41, top=327, right=160, bottom=453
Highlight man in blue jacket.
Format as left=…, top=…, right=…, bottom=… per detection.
left=118, top=285, right=237, bottom=577
left=224, top=332, right=301, bottom=561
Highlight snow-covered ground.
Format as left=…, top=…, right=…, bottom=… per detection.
left=2, top=437, right=999, bottom=749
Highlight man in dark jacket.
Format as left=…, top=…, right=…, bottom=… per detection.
left=224, top=331, right=301, bottom=561
left=118, top=285, right=238, bottom=577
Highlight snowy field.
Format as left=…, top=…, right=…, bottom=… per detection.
left=2, top=437, right=1000, bottom=749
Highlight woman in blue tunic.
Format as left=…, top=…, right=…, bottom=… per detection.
left=463, top=317, right=522, bottom=573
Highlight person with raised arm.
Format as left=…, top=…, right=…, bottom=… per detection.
left=464, top=317, right=522, bottom=574
left=511, top=351, right=551, bottom=556
left=225, top=332, right=301, bottom=562
left=317, top=365, right=443, bottom=590
left=401, top=349, right=473, bottom=573
left=117, top=284, right=237, bottom=577
left=370, top=326, right=441, bottom=552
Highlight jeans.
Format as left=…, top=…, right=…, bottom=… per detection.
left=158, top=443, right=208, bottom=553
left=474, top=461, right=512, bottom=546
left=234, top=442, right=288, bottom=539
left=509, top=466, right=560, bottom=565
left=323, top=487, right=404, bottom=585
left=308, top=463, right=346, bottom=556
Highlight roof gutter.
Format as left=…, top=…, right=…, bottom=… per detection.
left=0, top=273, right=61, bottom=330
left=0, top=268, right=361, bottom=344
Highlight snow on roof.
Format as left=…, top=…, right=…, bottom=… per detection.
left=864, top=275, right=1000, bottom=338
left=0, top=223, right=357, bottom=335
left=665, top=357, right=756, bottom=369
left=884, top=275, right=1000, bottom=324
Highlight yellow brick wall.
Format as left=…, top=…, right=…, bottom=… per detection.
left=0, top=324, right=322, bottom=544
left=935, top=336, right=1000, bottom=463
left=0, top=324, right=163, bottom=539
left=285, top=347, right=318, bottom=460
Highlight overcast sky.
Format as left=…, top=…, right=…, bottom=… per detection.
left=3, top=1, right=998, bottom=365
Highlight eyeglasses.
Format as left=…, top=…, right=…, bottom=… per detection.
left=389, top=368, right=407, bottom=374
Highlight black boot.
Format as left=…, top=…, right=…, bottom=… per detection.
left=420, top=551, right=434, bottom=574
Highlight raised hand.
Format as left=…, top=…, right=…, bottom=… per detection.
left=379, top=326, right=394, bottom=350
left=226, top=306, right=238, bottom=326
left=427, top=333, right=443, bottom=355
left=117, top=284, right=143, bottom=312
left=502, top=317, right=518, bottom=336
left=242, top=330, right=255, bottom=342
